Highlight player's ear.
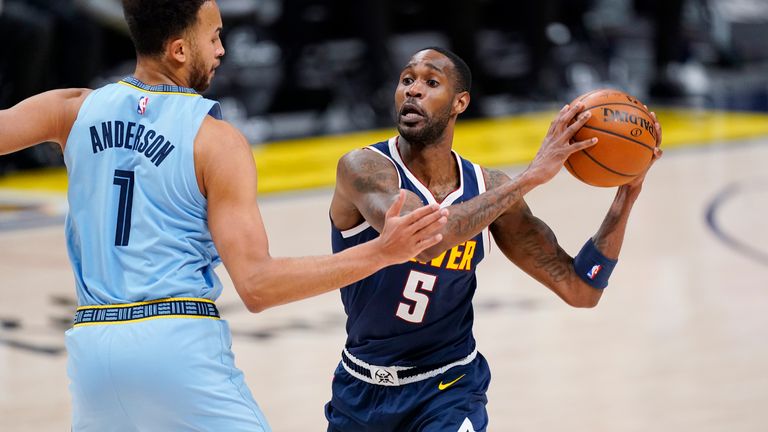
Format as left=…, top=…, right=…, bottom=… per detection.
left=167, top=37, right=187, bottom=64
left=453, top=91, right=470, bottom=116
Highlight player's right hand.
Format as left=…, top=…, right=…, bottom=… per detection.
left=377, top=190, right=448, bottom=264
left=621, top=111, right=663, bottom=196
left=526, top=102, right=598, bottom=185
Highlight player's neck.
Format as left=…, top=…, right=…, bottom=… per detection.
left=132, top=58, right=193, bottom=90
left=398, top=134, right=458, bottom=188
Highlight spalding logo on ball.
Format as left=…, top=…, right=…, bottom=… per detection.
left=565, top=89, right=660, bottom=187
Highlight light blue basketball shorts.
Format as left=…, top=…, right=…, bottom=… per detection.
left=65, top=313, right=270, bottom=431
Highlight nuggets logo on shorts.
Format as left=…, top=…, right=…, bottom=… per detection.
left=137, top=96, right=149, bottom=115
left=374, top=369, right=395, bottom=385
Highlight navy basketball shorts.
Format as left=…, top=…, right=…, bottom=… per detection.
left=326, top=352, right=491, bottom=432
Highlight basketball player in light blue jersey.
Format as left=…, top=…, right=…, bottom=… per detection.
left=0, top=1, right=449, bottom=431
left=326, top=47, right=663, bottom=431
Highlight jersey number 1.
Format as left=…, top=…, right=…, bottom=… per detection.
left=396, top=270, right=437, bottom=323
left=113, top=170, right=135, bottom=247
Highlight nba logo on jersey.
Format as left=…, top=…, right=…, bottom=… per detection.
left=137, top=96, right=149, bottom=115
left=587, top=264, right=602, bottom=280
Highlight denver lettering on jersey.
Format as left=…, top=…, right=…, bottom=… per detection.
left=410, top=240, right=477, bottom=271
left=89, top=120, right=175, bottom=167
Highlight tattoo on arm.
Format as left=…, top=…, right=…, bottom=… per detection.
left=333, top=150, right=403, bottom=231
left=350, top=158, right=399, bottom=194
left=486, top=168, right=510, bottom=189
left=450, top=167, right=521, bottom=237
left=452, top=182, right=521, bottom=238
left=352, top=171, right=393, bottom=194
left=512, top=225, right=571, bottom=283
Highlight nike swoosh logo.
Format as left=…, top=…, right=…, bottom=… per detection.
left=438, top=374, right=466, bottom=391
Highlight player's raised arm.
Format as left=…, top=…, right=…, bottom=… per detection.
left=200, top=119, right=447, bottom=313
left=0, top=88, right=90, bottom=154
left=489, top=134, right=662, bottom=308
left=331, top=103, right=598, bottom=261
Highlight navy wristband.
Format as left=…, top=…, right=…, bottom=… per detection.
left=573, top=238, right=617, bottom=289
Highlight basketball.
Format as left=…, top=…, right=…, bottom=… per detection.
left=565, top=89, right=659, bottom=187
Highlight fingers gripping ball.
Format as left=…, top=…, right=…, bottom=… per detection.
left=565, top=89, right=659, bottom=187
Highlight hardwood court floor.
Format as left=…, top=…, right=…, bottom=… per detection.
left=1, top=136, right=767, bottom=431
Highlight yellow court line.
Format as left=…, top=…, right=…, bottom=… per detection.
left=252, top=108, right=768, bottom=194
left=1, top=109, right=767, bottom=195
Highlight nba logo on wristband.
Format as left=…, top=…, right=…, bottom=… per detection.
left=574, top=239, right=616, bottom=289
left=587, top=264, right=602, bottom=280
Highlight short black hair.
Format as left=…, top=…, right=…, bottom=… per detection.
left=418, top=46, right=472, bottom=93
left=122, top=0, right=209, bottom=56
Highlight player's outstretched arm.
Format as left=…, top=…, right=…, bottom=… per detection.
left=0, top=89, right=90, bottom=155
left=490, top=116, right=663, bottom=307
left=200, top=119, right=447, bottom=313
left=490, top=194, right=603, bottom=307
left=330, top=103, right=597, bottom=261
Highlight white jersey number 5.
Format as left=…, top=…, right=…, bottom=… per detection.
left=395, top=270, right=437, bottom=323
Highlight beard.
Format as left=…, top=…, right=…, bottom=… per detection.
left=188, top=53, right=211, bottom=93
left=396, top=103, right=452, bottom=146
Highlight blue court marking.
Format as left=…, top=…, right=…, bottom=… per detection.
left=705, top=179, right=768, bottom=266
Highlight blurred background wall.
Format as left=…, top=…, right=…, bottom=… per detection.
left=1, top=0, right=768, bottom=173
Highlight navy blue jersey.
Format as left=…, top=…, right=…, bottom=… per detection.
left=331, top=137, right=491, bottom=367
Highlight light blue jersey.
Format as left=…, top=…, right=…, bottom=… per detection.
left=63, top=78, right=271, bottom=431
left=64, top=77, right=224, bottom=306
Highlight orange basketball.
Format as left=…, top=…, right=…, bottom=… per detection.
left=565, top=89, right=659, bottom=187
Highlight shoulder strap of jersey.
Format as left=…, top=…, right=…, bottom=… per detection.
left=366, top=138, right=402, bottom=188
left=470, top=161, right=492, bottom=257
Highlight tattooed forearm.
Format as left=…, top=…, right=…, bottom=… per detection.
left=486, top=168, right=511, bottom=188
left=411, top=167, right=534, bottom=258
left=513, top=227, right=571, bottom=283
left=451, top=167, right=524, bottom=236
left=453, top=184, right=522, bottom=236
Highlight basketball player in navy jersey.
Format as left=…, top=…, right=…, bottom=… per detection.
left=0, top=1, right=449, bottom=430
left=326, top=47, right=662, bottom=431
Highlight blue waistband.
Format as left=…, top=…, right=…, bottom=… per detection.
left=73, top=298, right=220, bottom=327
